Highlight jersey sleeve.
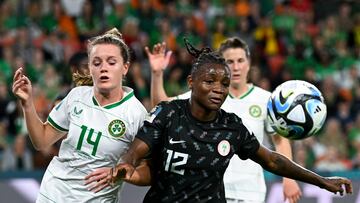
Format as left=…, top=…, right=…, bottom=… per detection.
left=236, top=125, right=260, bottom=160
left=136, top=101, right=170, bottom=152
left=47, top=89, right=74, bottom=132
left=127, top=102, right=147, bottom=141
left=175, top=91, right=191, bottom=100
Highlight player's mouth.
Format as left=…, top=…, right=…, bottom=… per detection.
left=209, top=97, right=223, bottom=104
left=99, top=75, right=110, bottom=82
left=231, top=74, right=241, bottom=80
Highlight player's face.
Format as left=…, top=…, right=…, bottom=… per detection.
left=222, top=48, right=249, bottom=87
left=189, top=63, right=230, bottom=111
left=89, top=44, right=129, bottom=93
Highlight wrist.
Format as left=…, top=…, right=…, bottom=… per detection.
left=152, top=70, right=164, bottom=76
left=21, top=100, right=34, bottom=112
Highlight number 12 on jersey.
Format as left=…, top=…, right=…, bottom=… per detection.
left=165, top=149, right=189, bottom=175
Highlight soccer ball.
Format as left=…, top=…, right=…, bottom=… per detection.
left=267, top=80, right=327, bottom=140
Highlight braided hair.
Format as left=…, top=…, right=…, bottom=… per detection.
left=183, top=38, right=228, bottom=78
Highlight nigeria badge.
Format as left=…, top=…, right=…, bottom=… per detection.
left=108, top=119, right=126, bottom=138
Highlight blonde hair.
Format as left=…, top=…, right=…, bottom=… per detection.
left=72, top=72, right=93, bottom=86
left=73, top=28, right=130, bottom=86
left=87, top=28, right=130, bottom=64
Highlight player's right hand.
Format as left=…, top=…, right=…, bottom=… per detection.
left=112, top=163, right=135, bottom=183
left=12, top=67, right=33, bottom=106
left=145, top=42, right=172, bottom=74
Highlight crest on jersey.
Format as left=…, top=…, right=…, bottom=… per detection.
left=249, top=105, right=261, bottom=118
left=108, top=119, right=126, bottom=138
left=145, top=105, right=162, bottom=123
left=217, top=140, right=230, bottom=156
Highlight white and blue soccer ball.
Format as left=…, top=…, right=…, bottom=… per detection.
left=267, top=80, right=327, bottom=140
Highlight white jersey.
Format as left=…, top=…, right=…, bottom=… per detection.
left=176, top=84, right=273, bottom=201
left=37, top=86, right=147, bottom=203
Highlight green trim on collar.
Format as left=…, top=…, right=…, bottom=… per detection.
left=228, top=84, right=255, bottom=99
left=239, top=85, right=254, bottom=99
left=92, top=91, right=134, bottom=109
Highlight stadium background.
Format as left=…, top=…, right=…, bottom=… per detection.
left=0, top=0, right=360, bottom=202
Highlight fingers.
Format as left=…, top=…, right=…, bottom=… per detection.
left=165, top=50, right=173, bottom=62
left=159, top=42, right=166, bottom=53
left=285, top=192, right=301, bottom=203
left=12, top=75, right=29, bottom=93
left=85, top=168, right=115, bottom=193
left=145, top=42, right=167, bottom=56
left=84, top=170, right=108, bottom=186
left=88, top=178, right=109, bottom=193
left=345, top=183, right=353, bottom=194
left=344, top=179, right=353, bottom=194
left=337, top=178, right=352, bottom=195
left=13, top=67, right=23, bottom=81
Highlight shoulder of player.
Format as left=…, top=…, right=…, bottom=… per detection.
left=220, top=109, right=247, bottom=128
left=251, top=85, right=271, bottom=98
left=152, top=99, right=187, bottom=116
left=175, top=91, right=191, bottom=100
left=127, top=96, right=148, bottom=114
left=66, top=86, right=92, bottom=99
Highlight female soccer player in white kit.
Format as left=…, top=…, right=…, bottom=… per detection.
left=12, top=28, right=147, bottom=202
left=147, top=38, right=302, bottom=203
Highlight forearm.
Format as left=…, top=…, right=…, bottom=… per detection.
left=272, top=134, right=294, bottom=182
left=22, top=102, right=48, bottom=150
left=264, top=151, right=324, bottom=188
left=150, top=71, right=170, bottom=107
left=122, top=138, right=150, bottom=166
left=125, top=160, right=152, bottom=186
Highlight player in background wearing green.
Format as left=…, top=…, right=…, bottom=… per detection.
left=146, top=38, right=302, bottom=203
left=12, top=28, right=147, bottom=202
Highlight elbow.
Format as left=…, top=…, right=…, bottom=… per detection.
left=31, top=141, right=48, bottom=151
left=263, top=151, right=283, bottom=172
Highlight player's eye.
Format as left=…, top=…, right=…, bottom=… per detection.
left=204, top=80, right=214, bottom=84
left=108, top=60, right=117, bottom=66
left=93, top=61, right=101, bottom=67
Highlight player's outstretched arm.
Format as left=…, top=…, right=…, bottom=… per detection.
left=271, top=134, right=302, bottom=203
left=251, top=145, right=353, bottom=196
left=12, top=67, right=65, bottom=150
left=145, top=42, right=173, bottom=107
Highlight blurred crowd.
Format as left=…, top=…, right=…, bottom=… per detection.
left=0, top=0, right=360, bottom=174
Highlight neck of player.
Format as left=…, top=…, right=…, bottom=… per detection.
left=94, top=86, right=124, bottom=106
left=188, top=99, right=218, bottom=122
left=229, top=82, right=249, bottom=98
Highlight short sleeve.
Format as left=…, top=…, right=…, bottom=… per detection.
left=47, top=90, right=72, bottom=132
left=136, top=102, right=170, bottom=152
left=175, top=91, right=191, bottom=100
left=127, top=101, right=148, bottom=142
left=236, top=126, right=260, bottom=160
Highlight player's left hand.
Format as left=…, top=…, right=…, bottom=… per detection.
left=283, top=178, right=302, bottom=203
left=84, top=167, right=113, bottom=193
left=321, top=177, right=353, bottom=195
